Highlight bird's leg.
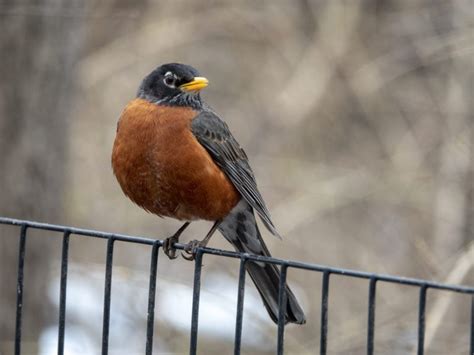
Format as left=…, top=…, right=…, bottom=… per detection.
left=182, top=220, right=222, bottom=261
left=163, top=222, right=191, bottom=260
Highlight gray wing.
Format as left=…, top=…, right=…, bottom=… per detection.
left=191, top=110, right=281, bottom=238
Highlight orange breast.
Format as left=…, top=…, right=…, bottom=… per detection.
left=111, top=99, right=240, bottom=221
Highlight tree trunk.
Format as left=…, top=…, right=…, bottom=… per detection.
left=0, top=1, right=84, bottom=353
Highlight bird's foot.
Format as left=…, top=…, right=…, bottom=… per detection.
left=181, top=220, right=221, bottom=260
left=181, top=240, right=205, bottom=261
left=163, top=235, right=179, bottom=260
left=162, top=222, right=191, bottom=260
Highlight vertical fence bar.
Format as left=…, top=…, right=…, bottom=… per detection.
left=470, top=295, right=473, bottom=355
left=417, top=285, right=427, bottom=355
left=367, top=277, right=377, bottom=355
left=14, top=224, right=27, bottom=355
left=234, top=256, right=247, bottom=355
left=277, top=264, right=288, bottom=355
left=101, top=237, right=115, bottom=355
left=320, top=271, right=330, bottom=355
left=190, top=250, right=204, bottom=355
left=145, top=242, right=160, bottom=355
left=58, top=231, right=71, bottom=355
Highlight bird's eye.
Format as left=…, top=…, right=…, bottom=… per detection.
left=163, top=73, right=176, bottom=88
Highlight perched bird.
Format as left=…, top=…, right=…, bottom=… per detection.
left=112, top=63, right=306, bottom=324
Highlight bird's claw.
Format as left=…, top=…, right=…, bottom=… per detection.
left=181, top=240, right=202, bottom=261
left=163, top=236, right=179, bottom=260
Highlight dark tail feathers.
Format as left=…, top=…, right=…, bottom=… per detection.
left=245, top=254, right=306, bottom=324
left=218, top=200, right=306, bottom=325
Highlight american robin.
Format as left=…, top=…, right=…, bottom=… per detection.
left=112, top=63, right=306, bottom=324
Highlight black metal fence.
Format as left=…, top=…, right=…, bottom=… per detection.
left=1, top=216, right=473, bottom=355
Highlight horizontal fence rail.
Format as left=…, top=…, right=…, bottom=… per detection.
left=1, top=216, right=473, bottom=354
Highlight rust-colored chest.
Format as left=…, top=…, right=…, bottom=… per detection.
left=111, top=99, right=240, bottom=221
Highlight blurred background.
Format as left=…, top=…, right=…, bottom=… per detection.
left=0, top=0, right=473, bottom=354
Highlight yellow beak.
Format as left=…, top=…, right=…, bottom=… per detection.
left=179, top=77, right=209, bottom=92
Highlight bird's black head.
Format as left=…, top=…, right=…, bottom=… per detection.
left=137, top=63, right=208, bottom=110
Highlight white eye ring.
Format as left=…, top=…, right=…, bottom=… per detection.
left=163, top=72, right=177, bottom=88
